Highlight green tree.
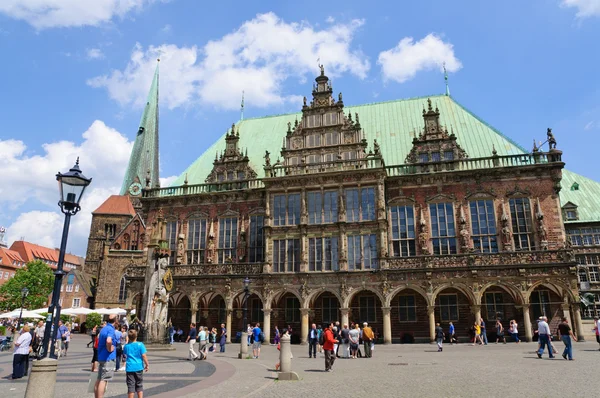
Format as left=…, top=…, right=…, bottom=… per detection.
left=0, top=260, right=54, bottom=310
left=86, top=312, right=102, bottom=329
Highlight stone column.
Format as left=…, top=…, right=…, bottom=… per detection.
left=238, top=331, right=248, bottom=359
left=190, top=303, right=198, bottom=324
left=226, top=309, right=232, bottom=344
left=24, top=357, right=58, bottom=398
left=522, top=305, right=533, bottom=342
left=561, top=303, right=572, bottom=326
left=278, top=333, right=299, bottom=381
left=338, top=307, right=348, bottom=328
left=300, top=308, right=310, bottom=345
left=427, top=306, right=436, bottom=343
left=382, top=306, right=392, bottom=344
left=573, top=305, right=585, bottom=341
left=471, top=305, right=481, bottom=325
left=263, top=309, right=271, bottom=345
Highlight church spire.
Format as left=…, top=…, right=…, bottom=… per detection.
left=120, top=60, right=160, bottom=195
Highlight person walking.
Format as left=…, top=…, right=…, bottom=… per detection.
left=495, top=320, right=506, bottom=344
left=168, top=322, right=175, bottom=345
left=593, top=316, right=599, bottom=351
left=12, top=324, right=32, bottom=379
left=252, top=322, right=262, bottom=359
left=274, top=326, right=280, bottom=345
left=199, top=327, right=209, bottom=359
left=219, top=323, right=227, bottom=352
left=557, top=317, right=577, bottom=360
left=435, top=323, right=445, bottom=352
left=123, top=329, right=149, bottom=398
left=56, top=320, right=69, bottom=357
left=472, top=322, right=483, bottom=345
left=89, top=325, right=98, bottom=348
left=536, top=316, right=554, bottom=359
left=63, top=323, right=71, bottom=357
left=362, top=322, right=374, bottom=358
left=95, top=315, right=118, bottom=398
left=509, top=320, right=519, bottom=343
left=448, top=322, right=457, bottom=344
left=186, top=323, right=199, bottom=360
left=323, top=323, right=338, bottom=372
left=210, top=327, right=217, bottom=352
left=480, top=318, right=488, bottom=345
left=349, top=324, right=360, bottom=358
left=308, top=323, right=318, bottom=358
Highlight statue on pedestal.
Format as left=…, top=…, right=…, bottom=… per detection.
left=146, top=257, right=170, bottom=343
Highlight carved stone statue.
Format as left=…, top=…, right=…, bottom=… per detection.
left=320, top=64, right=324, bottom=75
left=538, top=214, right=548, bottom=249
left=176, top=234, right=185, bottom=264
left=238, top=229, right=246, bottom=261
left=460, top=226, right=470, bottom=250
left=338, top=92, right=343, bottom=102
left=419, top=214, right=429, bottom=255
left=264, top=150, right=271, bottom=167
left=303, top=96, right=307, bottom=106
left=547, top=128, right=557, bottom=150
left=373, top=139, right=380, bottom=155
left=146, top=257, right=169, bottom=343
left=207, top=236, right=215, bottom=264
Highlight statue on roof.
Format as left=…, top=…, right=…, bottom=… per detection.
left=547, top=128, right=557, bottom=150
left=303, top=96, right=307, bottom=106
left=264, top=150, right=271, bottom=167
left=373, top=139, right=380, bottom=156
left=338, top=92, right=343, bottom=102
left=320, top=64, right=324, bottom=75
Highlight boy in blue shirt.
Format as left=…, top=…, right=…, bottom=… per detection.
left=122, top=330, right=149, bottom=398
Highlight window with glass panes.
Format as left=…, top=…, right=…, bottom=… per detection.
left=273, top=239, right=300, bottom=272
left=589, top=267, right=600, bottom=282
left=398, top=295, right=416, bottom=322
left=308, top=192, right=322, bottom=224
left=567, top=228, right=600, bottom=246
left=578, top=267, right=588, bottom=283
left=324, top=191, right=338, bottom=223
left=307, top=134, right=321, bottom=147
left=470, top=200, right=498, bottom=253
left=309, top=237, right=339, bottom=271
left=285, top=297, right=300, bottom=322
left=218, top=217, right=237, bottom=263
left=118, top=276, right=127, bottom=302
left=530, top=290, right=551, bottom=319
left=249, top=215, right=265, bottom=263
left=273, top=194, right=301, bottom=226
left=166, top=221, right=178, bottom=265
left=359, top=296, right=377, bottom=322
left=187, top=218, right=207, bottom=264
left=390, top=206, right=416, bottom=257
left=438, top=294, right=458, bottom=321
left=484, top=292, right=503, bottom=320
left=322, top=296, right=339, bottom=324
left=217, top=298, right=227, bottom=324
left=347, top=234, right=378, bottom=270
left=430, top=203, right=457, bottom=255
left=345, top=187, right=375, bottom=222
left=509, top=198, right=533, bottom=250
left=250, top=297, right=263, bottom=323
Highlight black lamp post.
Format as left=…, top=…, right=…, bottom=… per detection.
left=16, top=287, right=29, bottom=330
left=40, top=158, right=91, bottom=359
left=242, top=277, right=251, bottom=332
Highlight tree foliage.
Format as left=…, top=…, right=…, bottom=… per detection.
left=86, top=312, right=102, bottom=329
left=0, top=260, right=54, bottom=310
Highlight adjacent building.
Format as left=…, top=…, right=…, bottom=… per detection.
left=87, top=64, right=600, bottom=344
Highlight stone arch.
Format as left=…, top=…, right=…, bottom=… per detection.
left=432, top=283, right=477, bottom=306
left=526, top=282, right=568, bottom=329
left=197, top=292, right=227, bottom=328
left=310, top=290, right=342, bottom=328
left=231, top=289, right=265, bottom=308
left=479, top=283, right=523, bottom=329
left=271, top=289, right=302, bottom=308
left=386, top=285, right=430, bottom=307
left=308, top=288, right=343, bottom=309
left=478, top=282, right=522, bottom=305
left=347, top=288, right=385, bottom=336
left=125, top=292, right=142, bottom=314
left=167, top=292, right=192, bottom=334
left=525, top=281, right=577, bottom=304
left=343, top=287, right=385, bottom=309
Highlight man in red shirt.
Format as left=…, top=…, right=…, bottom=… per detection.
left=323, top=323, right=338, bottom=372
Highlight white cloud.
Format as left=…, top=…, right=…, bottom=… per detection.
left=160, top=175, right=178, bottom=187
left=584, top=121, right=595, bottom=130
left=326, top=16, right=335, bottom=23
left=0, top=0, right=159, bottom=29
left=88, top=12, right=370, bottom=110
left=0, top=121, right=133, bottom=255
left=86, top=48, right=105, bottom=60
left=377, top=33, right=462, bottom=83
left=561, top=0, right=600, bottom=18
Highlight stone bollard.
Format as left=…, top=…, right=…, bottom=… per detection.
left=25, top=357, right=58, bottom=398
left=238, top=331, right=248, bottom=359
left=278, top=333, right=299, bottom=381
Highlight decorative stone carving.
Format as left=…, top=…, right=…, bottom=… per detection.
left=536, top=198, right=548, bottom=250
left=500, top=200, right=513, bottom=251
left=176, top=233, right=185, bottom=265
left=458, top=204, right=471, bottom=252
left=146, top=257, right=169, bottom=343
left=418, top=208, right=429, bottom=255
left=205, top=124, right=257, bottom=185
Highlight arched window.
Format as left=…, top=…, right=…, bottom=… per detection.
left=131, top=221, right=140, bottom=250
left=118, top=275, right=127, bottom=302
left=123, top=233, right=130, bottom=250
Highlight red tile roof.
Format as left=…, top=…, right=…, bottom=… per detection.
left=0, top=247, right=26, bottom=269
left=9, top=241, right=84, bottom=270
left=92, top=195, right=136, bottom=216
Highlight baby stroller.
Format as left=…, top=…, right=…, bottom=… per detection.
left=0, top=336, right=12, bottom=352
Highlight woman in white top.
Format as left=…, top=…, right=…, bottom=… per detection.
left=509, top=320, right=520, bottom=343
left=12, top=325, right=32, bottom=379
left=63, top=323, right=71, bottom=356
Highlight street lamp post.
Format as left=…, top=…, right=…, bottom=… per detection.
left=239, top=277, right=250, bottom=359
left=16, top=287, right=30, bottom=330
left=39, top=158, right=92, bottom=359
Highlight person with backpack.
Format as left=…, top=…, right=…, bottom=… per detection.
left=252, top=322, right=263, bottom=359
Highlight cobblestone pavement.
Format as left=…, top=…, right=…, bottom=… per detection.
left=1, top=335, right=599, bottom=397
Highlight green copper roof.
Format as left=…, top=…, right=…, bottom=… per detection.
left=172, top=93, right=600, bottom=223
left=120, top=63, right=160, bottom=195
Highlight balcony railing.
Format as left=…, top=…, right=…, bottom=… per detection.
left=265, top=155, right=384, bottom=178
left=385, top=249, right=573, bottom=270
left=143, top=179, right=264, bottom=198
left=386, top=151, right=562, bottom=177
left=171, top=263, right=263, bottom=276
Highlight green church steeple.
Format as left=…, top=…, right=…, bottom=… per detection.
left=120, top=60, right=160, bottom=196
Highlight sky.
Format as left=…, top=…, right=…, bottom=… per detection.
left=0, top=0, right=599, bottom=256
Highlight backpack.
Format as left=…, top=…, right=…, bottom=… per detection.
left=319, top=331, right=324, bottom=346
left=259, top=331, right=265, bottom=343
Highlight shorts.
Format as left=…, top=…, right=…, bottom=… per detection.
left=252, top=341, right=262, bottom=349
left=126, top=371, right=144, bottom=393
left=596, top=335, right=600, bottom=344
left=97, top=361, right=115, bottom=382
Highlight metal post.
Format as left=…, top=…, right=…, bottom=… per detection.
left=17, top=301, right=25, bottom=330
left=239, top=288, right=249, bottom=359
left=40, top=212, right=71, bottom=359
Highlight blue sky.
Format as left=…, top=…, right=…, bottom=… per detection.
left=0, top=0, right=598, bottom=255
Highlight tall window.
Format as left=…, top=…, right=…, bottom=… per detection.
left=249, top=297, right=263, bottom=323
left=166, top=221, right=178, bottom=265
left=118, top=275, right=127, bottom=302
left=345, top=187, right=375, bottom=222
left=347, top=234, right=378, bottom=270
left=484, top=292, right=504, bottom=320
left=359, top=296, right=377, bottom=322
left=285, top=297, right=300, bottom=322
left=308, top=191, right=338, bottom=224
left=308, top=192, right=322, bottom=224
left=430, top=203, right=457, bottom=255
left=273, top=239, right=300, bottom=272
left=307, top=134, right=321, bottom=147
left=217, top=298, right=227, bottom=324
left=589, top=267, right=600, bottom=282
left=131, top=220, right=140, bottom=250
left=398, top=295, right=416, bottom=322
left=438, top=294, right=458, bottom=321
left=324, top=191, right=338, bottom=223
left=273, top=194, right=301, bottom=226
left=470, top=200, right=498, bottom=253
left=390, top=206, right=416, bottom=257
left=567, top=228, right=600, bottom=246
left=324, top=113, right=338, bottom=126
left=249, top=215, right=265, bottom=263
left=578, top=268, right=589, bottom=283
left=72, top=298, right=81, bottom=308
left=322, top=296, right=339, bottom=324
left=309, top=237, right=339, bottom=271
left=218, top=217, right=237, bottom=263
left=187, top=219, right=207, bottom=264
left=509, top=198, right=533, bottom=251
left=530, top=290, right=551, bottom=319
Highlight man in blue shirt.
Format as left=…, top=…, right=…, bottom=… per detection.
left=95, top=314, right=117, bottom=398
left=56, top=320, right=69, bottom=356
left=252, top=322, right=262, bottom=359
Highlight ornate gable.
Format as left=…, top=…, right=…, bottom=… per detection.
left=205, top=124, right=257, bottom=183
left=405, top=98, right=468, bottom=164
